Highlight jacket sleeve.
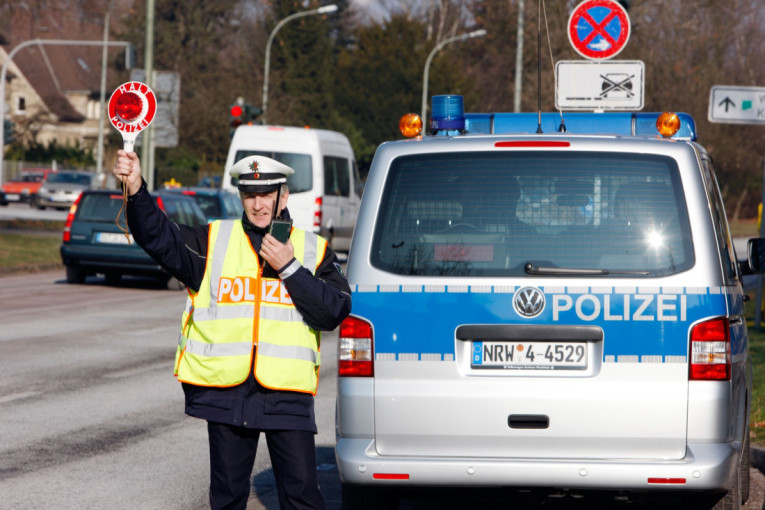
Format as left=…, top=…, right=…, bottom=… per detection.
left=126, top=181, right=209, bottom=292
left=279, top=245, right=352, bottom=332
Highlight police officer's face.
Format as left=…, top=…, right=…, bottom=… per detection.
left=241, top=188, right=289, bottom=228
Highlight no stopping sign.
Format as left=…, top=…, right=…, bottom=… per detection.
left=568, top=0, right=630, bottom=60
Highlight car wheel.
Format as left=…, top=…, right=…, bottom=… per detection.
left=66, top=265, right=86, bottom=284
left=341, top=484, right=398, bottom=510
left=710, top=460, right=741, bottom=510
left=29, top=196, right=37, bottom=208
left=104, top=272, right=121, bottom=286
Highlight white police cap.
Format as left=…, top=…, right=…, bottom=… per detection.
left=229, top=156, right=295, bottom=193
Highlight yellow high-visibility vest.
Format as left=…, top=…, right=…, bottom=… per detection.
left=174, top=220, right=327, bottom=394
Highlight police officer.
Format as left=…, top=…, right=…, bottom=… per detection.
left=113, top=150, right=351, bottom=510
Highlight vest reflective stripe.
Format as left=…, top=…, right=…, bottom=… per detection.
left=174, top=220, right=326, bottom=392
left=184, top=337, right=253, bottom=357
left=181, top=336, right=317, bottom=362
left=190, top=304, right=303, bottom=322
left=255, top=342, right=318, bottom=364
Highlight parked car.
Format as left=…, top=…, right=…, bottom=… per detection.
left=162, top=187, right=243, bottom=223
left=36, top=170, right=96, bottom=210
left=0, top=168, right=54, bottom=206
left=60, top=189, right=207, bottom=288
left=197, top=175, right=221, bottom=188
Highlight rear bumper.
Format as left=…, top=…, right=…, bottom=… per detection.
left=335, top=438, right=737, bottom=492
left=60, top=245, right=165, bottom=277
left=37, top=196, right=76, bottom=208
left=1, top=192, right=33, bottom=203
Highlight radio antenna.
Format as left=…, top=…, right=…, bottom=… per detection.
left=535, top=0, right=542, bottom=133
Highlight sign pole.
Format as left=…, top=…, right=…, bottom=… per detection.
left=707, top=85, right=765, bottom=327
left=757, top=151, right=765, bottom=328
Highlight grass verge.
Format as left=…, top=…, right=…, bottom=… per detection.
left=0, top=219, right=64, bottom=274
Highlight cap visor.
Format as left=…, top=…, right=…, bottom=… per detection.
left=238, top=184, right=280, bottom=194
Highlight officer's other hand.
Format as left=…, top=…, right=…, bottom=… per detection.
left=260, top=235, right=295, bottom=272
left=113, top=150, right=142, bottom=196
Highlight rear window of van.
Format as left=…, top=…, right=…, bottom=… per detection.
left=371, top=151, right=693, bottom=277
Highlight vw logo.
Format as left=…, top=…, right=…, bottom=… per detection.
left=513, top=286, right=545, bottom=318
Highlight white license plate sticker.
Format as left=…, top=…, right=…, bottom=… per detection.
left=472, top=341, right=587, bottom=370
left=95, top=232, right=132, bottom=244
left=6, top=194, right=20, bottom=200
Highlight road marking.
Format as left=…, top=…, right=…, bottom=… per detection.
left=0, top=391, right=40, bottom=403
left=104, top=362, right=168, bottom=379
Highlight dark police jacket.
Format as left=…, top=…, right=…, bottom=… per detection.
left=126, top=182, right=352, bottom=432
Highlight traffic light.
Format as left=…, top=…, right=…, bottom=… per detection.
left=3, top=119, right=14, bottom=144
left=229, top=100, right=263, bottom=138
left=244, top=104, right=263, bottom=124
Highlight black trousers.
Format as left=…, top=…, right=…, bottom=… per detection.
left=207, top=421, right=326, bottom=510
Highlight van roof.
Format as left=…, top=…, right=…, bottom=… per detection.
left=231, top=124, right=350, bottom=143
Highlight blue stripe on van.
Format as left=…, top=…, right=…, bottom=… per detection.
left=350, top=285, right=730, bottom=363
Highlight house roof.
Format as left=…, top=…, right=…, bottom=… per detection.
left=0, top=2, right=129, bottom=123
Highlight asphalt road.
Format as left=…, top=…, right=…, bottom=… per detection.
left=0, top=270, right=762, bottom=510
left=0, top=200, right=69, bottom=221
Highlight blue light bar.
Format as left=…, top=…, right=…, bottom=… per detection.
left=464, top=112, right=697, bottom=141
left=430, top=95, right=465, bottom=134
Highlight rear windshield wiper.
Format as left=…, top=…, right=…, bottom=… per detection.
left=524, top=263, right=650, bottom=276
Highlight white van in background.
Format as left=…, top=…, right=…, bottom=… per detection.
left=223, top=125, right=361, bottom=252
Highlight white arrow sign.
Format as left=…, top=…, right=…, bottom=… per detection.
left=708, top=85, right=765, bottom=125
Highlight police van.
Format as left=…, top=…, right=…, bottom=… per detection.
left=335, top=95, right=765, bottom=509
left=223, top=124, right=362, bottom=252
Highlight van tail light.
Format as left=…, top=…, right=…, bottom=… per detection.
left=338, top=315, right=373, bottom=377
left=689, top=317, right=731, bottom=381
left=62, top=194, right=83, bottom=242
left=313, top=197, right=322, bottom=230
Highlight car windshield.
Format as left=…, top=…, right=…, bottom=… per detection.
left=232, top=150, right=312, bottom=193
left=15, top=173, right=45, bottom=183
left=46, top=172, right=92, bottom=185
left=371, top=151, right=693, bottom=277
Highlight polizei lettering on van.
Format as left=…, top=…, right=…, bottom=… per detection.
left=551, top=293, right=687, bottom=322
left=348, top=284, right=729, bottom=362
left=217, top=276, right=292, bottom=305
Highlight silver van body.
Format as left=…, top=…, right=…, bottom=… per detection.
left=223, top=125, right=361, bottom=252
left=336, top=127, right=756, bottom=508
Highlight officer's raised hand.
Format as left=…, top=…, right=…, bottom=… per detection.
left=113, top=150, right=142, bottom=195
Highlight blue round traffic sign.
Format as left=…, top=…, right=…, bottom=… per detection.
left=568, top=0, right=630, bottom=60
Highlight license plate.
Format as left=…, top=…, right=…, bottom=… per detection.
left=95, top=232, right=132, bottom=244
left=6, top=194, right=20, bottom=200
left=472, top=341, right=587, bottom=370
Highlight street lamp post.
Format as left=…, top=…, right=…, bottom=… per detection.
left=421, top=29, right=487, bottom=124
left=261, top=4, right=338, bottom=125
left=0, top=38, right=131, bottom=185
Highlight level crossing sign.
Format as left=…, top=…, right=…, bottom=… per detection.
left=568, top=0, right=631, bottom=60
